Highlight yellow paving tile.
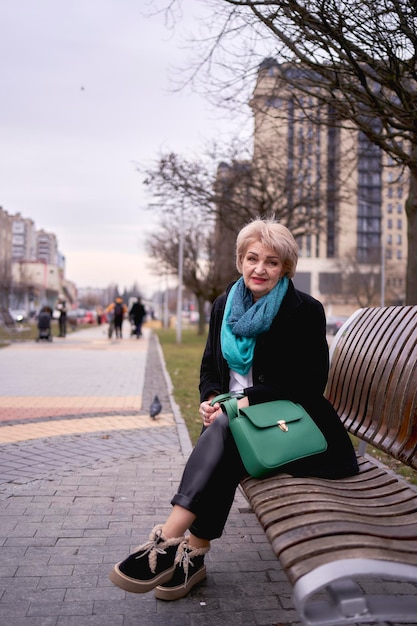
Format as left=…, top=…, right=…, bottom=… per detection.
left=10, top=338, right=148, bottom=351
left=0, top=413, right=175, bottom=443
left=0, top=396, right=142, bottom=409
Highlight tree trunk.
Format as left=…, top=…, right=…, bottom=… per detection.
left=197, top=294, right=207, bottom=336
left=405, top=162, right=417, bottom=305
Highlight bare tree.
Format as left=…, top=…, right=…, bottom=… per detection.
left=164, top=0, right=417, bottom=303
left=142, top=135, right=343, bottom=299
left=335, top=250, right=382, bottom=308
left=145, top=205, right=219, bottom=334
left=0, top=255, right=12, bottom=311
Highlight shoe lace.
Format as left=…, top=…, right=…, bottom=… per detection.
left=175, top=540, right=194, bottom=584
left=134, top=535, right=167, bottom=558
left=175, top=540, right=208, bottom=585
left=133, top=528, right=168, bottom=573
left=133, top=526, right=181, bottom=574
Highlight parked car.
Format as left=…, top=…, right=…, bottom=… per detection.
left=66, top=308, right=97, bottom=325
left=82, top=310, right=97, bottom=324
left=326, top=315, right=349, bottom=335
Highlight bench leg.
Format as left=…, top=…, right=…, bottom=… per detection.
left=293, top=558, right=417, bottom=625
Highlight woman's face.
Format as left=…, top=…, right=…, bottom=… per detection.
left=241, top=241, right=284, bottom=301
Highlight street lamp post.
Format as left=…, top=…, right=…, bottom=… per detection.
left=381, top=237, right=385, bottom=307
left=163, top=274, right=169, bottom=329
left=176, top=210, right=184, bottom=344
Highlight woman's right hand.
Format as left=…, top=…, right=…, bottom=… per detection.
left=200, top=398, right=222, bottom=428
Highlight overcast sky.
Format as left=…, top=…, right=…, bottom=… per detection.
left=0, top=0, right=248, bottom=297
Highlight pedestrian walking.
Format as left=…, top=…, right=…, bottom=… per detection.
left=129, top=297, right=146, bottom=338
left=106, top=297, right=127, bottom=339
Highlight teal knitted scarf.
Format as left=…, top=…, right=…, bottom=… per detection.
left=220, top=276, right=289, bottom=375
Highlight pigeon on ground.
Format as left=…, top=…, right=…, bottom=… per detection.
left=150, top=395, right=162, bottom=419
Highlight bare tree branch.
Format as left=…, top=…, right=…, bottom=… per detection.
left=155, top=0, right=417, bottom=302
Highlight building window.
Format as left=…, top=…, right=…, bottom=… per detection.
left=266, top=97, right=281, bottom=108
left=397, top=203, right=402, bottom=214
left=387, top=203, right=393, bottom=213
left=306, top=234, right=312, bottom=257
left=397, top=219, right=402, bottom=230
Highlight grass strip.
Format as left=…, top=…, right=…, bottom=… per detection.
left=156, top=328, right=206, bottom=445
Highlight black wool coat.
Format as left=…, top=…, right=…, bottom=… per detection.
left=199, top=280, right=358, bottom=479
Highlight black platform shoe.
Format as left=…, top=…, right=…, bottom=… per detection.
left=154, top=541, right=210, bottom=600
left=109, top=525, right=185, bottom=593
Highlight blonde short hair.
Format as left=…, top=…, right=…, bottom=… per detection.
left=236, top=218, right=298, bottom=278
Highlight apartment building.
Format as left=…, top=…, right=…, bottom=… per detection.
left=11, top=213, right=37, bottom=261
left=0, top=209, right=73, bottom=312
left=36, top=229, right=59, bottom=265
left=0, top=207, right=12, bottom=308
left=248, top=58, right=407, bottom=314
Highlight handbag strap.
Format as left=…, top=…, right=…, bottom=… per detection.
left=219, top=396, right=239, bottom=421
left=210, top=391, right=244, bottom=405
left=210, top=392, right=243, bottom=422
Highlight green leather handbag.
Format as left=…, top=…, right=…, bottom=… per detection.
left=211, top=395, right=328, bottom=478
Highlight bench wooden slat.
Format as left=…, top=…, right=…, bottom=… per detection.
left=326, top=305, right=417, bottom=469
left=328, top=307, right=405, bottom=437
left=256, top=495, right=417, bottom=516
left=280, top=534, right=417, bottom=566
left=264, top=513, right=417, bottom=539
left=243, top=463, right=393, bottom=497
left=370, top=321, right=417, bottom=452
left=279, top=539, right=417, bottom=578
left=326, top=308, right=382, bottom=436
left=244, top=469, right=397, bottom=495
left=255, top=495, right=417, bottom=519
left=242, top=467, right=410, bottom=502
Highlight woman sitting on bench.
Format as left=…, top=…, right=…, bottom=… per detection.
left=109, top=217, right=358, bottom=601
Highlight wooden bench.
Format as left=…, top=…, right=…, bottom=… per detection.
left=240, top=305, right=417, bottom=626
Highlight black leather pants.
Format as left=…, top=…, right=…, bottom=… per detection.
left=171, top=413, right=247, bottom=540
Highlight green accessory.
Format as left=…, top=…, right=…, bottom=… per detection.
left=211, top=395, right=327, bottom=478
left=220, top=276, right=289, bottom=375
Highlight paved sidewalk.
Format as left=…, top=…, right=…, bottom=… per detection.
left=0, top=325, right=301, bottom=626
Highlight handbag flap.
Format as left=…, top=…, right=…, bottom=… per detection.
left=239, top=400, right=307, bottom=429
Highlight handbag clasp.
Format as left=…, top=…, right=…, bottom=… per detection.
left=277, top=420, right=288, bottom=432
